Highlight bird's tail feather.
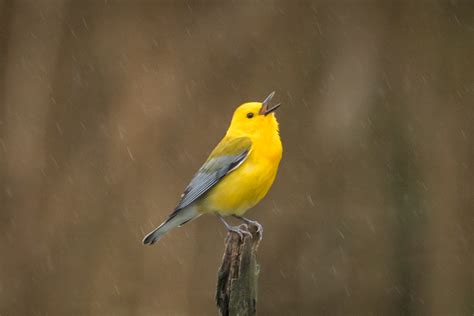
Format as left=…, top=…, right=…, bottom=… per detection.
left=143, top=207, right=199, bottom=245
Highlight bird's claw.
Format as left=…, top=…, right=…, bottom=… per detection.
left=254, top=222, right=263, bottom=241
left=253, top=222, right=263, bottom=234
left=227, top=224, right=252, bottom=239
left=242, top=219, right=263, bottom=241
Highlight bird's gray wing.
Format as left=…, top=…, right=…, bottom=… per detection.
left=172, top=136, right=252, bottom=213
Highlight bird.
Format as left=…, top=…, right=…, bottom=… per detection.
left=143, top=92, right=282, bottom=245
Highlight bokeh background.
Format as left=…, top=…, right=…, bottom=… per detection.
left=1, top=0, right=473, bottom=315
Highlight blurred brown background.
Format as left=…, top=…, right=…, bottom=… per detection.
left=1, top=0, right=473, bottom=315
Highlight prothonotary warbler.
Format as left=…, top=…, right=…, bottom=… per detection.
left=143, top=92, right=282, bottom=245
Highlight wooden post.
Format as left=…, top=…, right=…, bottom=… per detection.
left=216, top=227, right=261, bottom=316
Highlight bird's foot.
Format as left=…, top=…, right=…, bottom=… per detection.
left=226, top=223, right=252, bottom=239
left=233, top=216, right=263, bottom=241
left=217, top=214, right=253, bottom=239
left=247, top=220, right=263, bottom=241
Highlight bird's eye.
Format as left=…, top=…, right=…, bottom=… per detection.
left=246, top=112, right=254, bottom=119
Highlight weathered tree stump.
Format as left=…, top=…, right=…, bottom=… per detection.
left=216, top=227, right=261, bottom=316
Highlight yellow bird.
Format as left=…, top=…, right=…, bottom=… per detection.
left=143, top=92, right=282, bottom=245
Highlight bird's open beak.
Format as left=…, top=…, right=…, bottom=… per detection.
left=259, top=91, right=281, bottom=116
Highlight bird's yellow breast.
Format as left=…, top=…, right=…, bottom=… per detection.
left=199, top=131, right=282, bottom=216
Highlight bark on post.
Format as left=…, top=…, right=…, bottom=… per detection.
left=216, top=228, right=261, bottom=316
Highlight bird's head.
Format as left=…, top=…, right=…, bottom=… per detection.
left=226, top=92, right=281, bottom=138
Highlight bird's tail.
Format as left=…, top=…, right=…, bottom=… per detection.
left=143, top=206, right=199, bottom=245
